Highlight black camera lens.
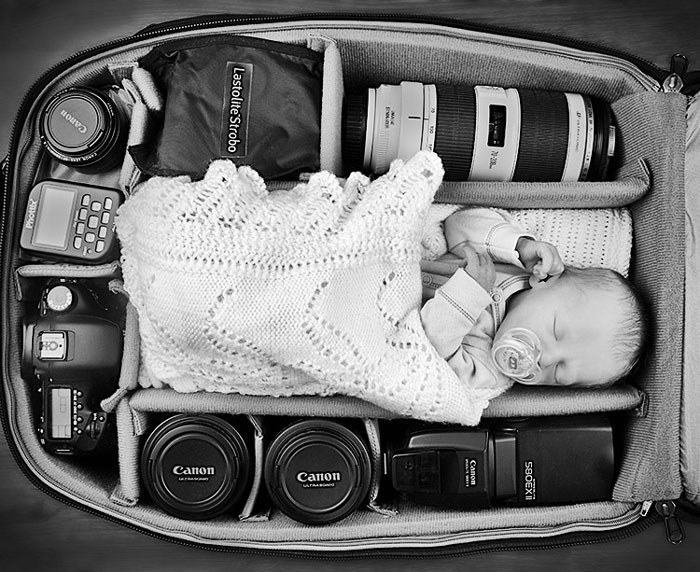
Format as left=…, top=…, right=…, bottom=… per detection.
left=141, top=414, right=252, bottom=520
left=40, top=86, right=128, bottom=173
left=343, top=82, right=616, bottom=182
left=264, top=419, right=372, bottom=525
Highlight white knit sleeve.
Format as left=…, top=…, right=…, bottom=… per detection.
left=420, top=269, right=499, bottom=389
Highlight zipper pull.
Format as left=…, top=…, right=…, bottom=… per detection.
left=655, top=500, right=685, bottom=544
left=662, top=53, right=688, bottom=93
left=1, top=154, right=8, bottom=187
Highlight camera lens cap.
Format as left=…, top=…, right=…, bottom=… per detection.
left=264, top=419, right=371, bottom=525
left=141, top=414, right=251, bottom=520
left=40, top=87, right=122, bottom=170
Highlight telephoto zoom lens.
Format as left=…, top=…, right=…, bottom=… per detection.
left=264, top=419, right=372, bottom=525
left=141, top=414, right=252, bottom=520
left=343, top=81, right=616, bottom=182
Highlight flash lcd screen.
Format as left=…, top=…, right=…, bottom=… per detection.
left=33, top=185, right=75, bottom=249
left=50, top=387, right=72, bottom=439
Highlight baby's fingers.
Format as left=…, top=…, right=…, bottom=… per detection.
left=538, top=245, right=564, bottom=277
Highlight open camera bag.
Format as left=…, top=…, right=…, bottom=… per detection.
left=2, top=14, right=700, bottom=556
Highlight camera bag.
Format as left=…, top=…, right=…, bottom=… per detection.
left=1, top=13, right=700, bottom=556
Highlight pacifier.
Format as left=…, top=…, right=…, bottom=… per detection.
left=491, top=327, right=543, bottom=384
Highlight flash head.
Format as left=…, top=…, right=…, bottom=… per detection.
left=388, top=415, right=615, bottom=509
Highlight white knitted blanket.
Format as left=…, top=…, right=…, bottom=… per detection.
left=117, top=152, right=504, bottom=424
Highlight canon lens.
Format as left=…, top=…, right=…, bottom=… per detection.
left=40, top=86, right=128, bottom=173
left=141, top=414, right=252, bottom=520
left=343, top=81, right=616, bottom=182
left=264, top=419, right=372, bottom=525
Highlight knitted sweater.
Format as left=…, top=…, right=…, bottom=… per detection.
left=116, top=151, right=503, bottom=424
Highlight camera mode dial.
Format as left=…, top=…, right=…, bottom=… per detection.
left=45, top=285, right=73, bottom=312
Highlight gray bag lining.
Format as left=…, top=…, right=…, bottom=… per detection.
left=682, top=93, right=700, bottom=507
left=1, top=19, right=692, bottom=545
left=107, top=500, right=637, bottom=548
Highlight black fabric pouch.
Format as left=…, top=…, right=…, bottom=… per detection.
left=130, top=35, right=323, bottom=180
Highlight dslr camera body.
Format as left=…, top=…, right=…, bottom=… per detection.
left=386, top=415, right=615, bottom=509
left=22, top=279, right=124, bottom=455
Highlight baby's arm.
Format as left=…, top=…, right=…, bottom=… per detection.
left=420, top=268, right=501, bottom=388
left=444, top=207, right=533, bottom=267
left=444, top=207, right=564, bottom=284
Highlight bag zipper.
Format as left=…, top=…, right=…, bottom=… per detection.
left=131, top=12, right=684, bottom=90
left=0, top=11, right=696, bottom=555
left=662, top=54, right=689, bottom=93
left=641, top=500, right=687, bottom=544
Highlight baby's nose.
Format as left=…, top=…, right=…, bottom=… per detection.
left=538, top=344, right=562, bottom=370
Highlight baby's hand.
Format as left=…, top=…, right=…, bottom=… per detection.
left=516, top=237, right=564, bottom=285
left=448, top=241, right=497, bottom=292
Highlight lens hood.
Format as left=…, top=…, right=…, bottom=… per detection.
left=264, top=419, right=372, bottom=525
left=141, top=414, right=251, bottom=520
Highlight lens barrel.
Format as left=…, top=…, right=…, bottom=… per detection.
left=264, top=419, right=372, bottom=525
left=40, top=86, right=128, bottom=173
left=343, top=82, right=616, bottom=182
left=141, top=414, right=252, bottom=520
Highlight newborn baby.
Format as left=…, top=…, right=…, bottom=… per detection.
left=421, top=208, right=648, bottom=390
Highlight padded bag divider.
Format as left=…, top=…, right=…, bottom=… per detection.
left=128, top=386, right=644, bottom=421
left=111, top=398, right=142, bottom=506
left=608, top=92, right=688, bottom=502
left=434, top=159, right=650, bottom=208
left=14, top=261, right=122, bottom=300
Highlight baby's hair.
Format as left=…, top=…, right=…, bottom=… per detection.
left=560, top=266, right=650, bottom=386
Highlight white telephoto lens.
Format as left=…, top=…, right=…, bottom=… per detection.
left=468, top=86, right=522, bottom=182
left=578, top=94, right=596, bottom=182
left=396, top=81, right=424, bottom=163
left=561, top=93, right=589, bottom=182
left=362, top=88, right=376, bottom=169
left=421, top=84, right=438, bottom=152
left=368, top=84, right=403, bottom=174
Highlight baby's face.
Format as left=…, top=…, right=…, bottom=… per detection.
left=494, top=275, right=623, bottom=387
